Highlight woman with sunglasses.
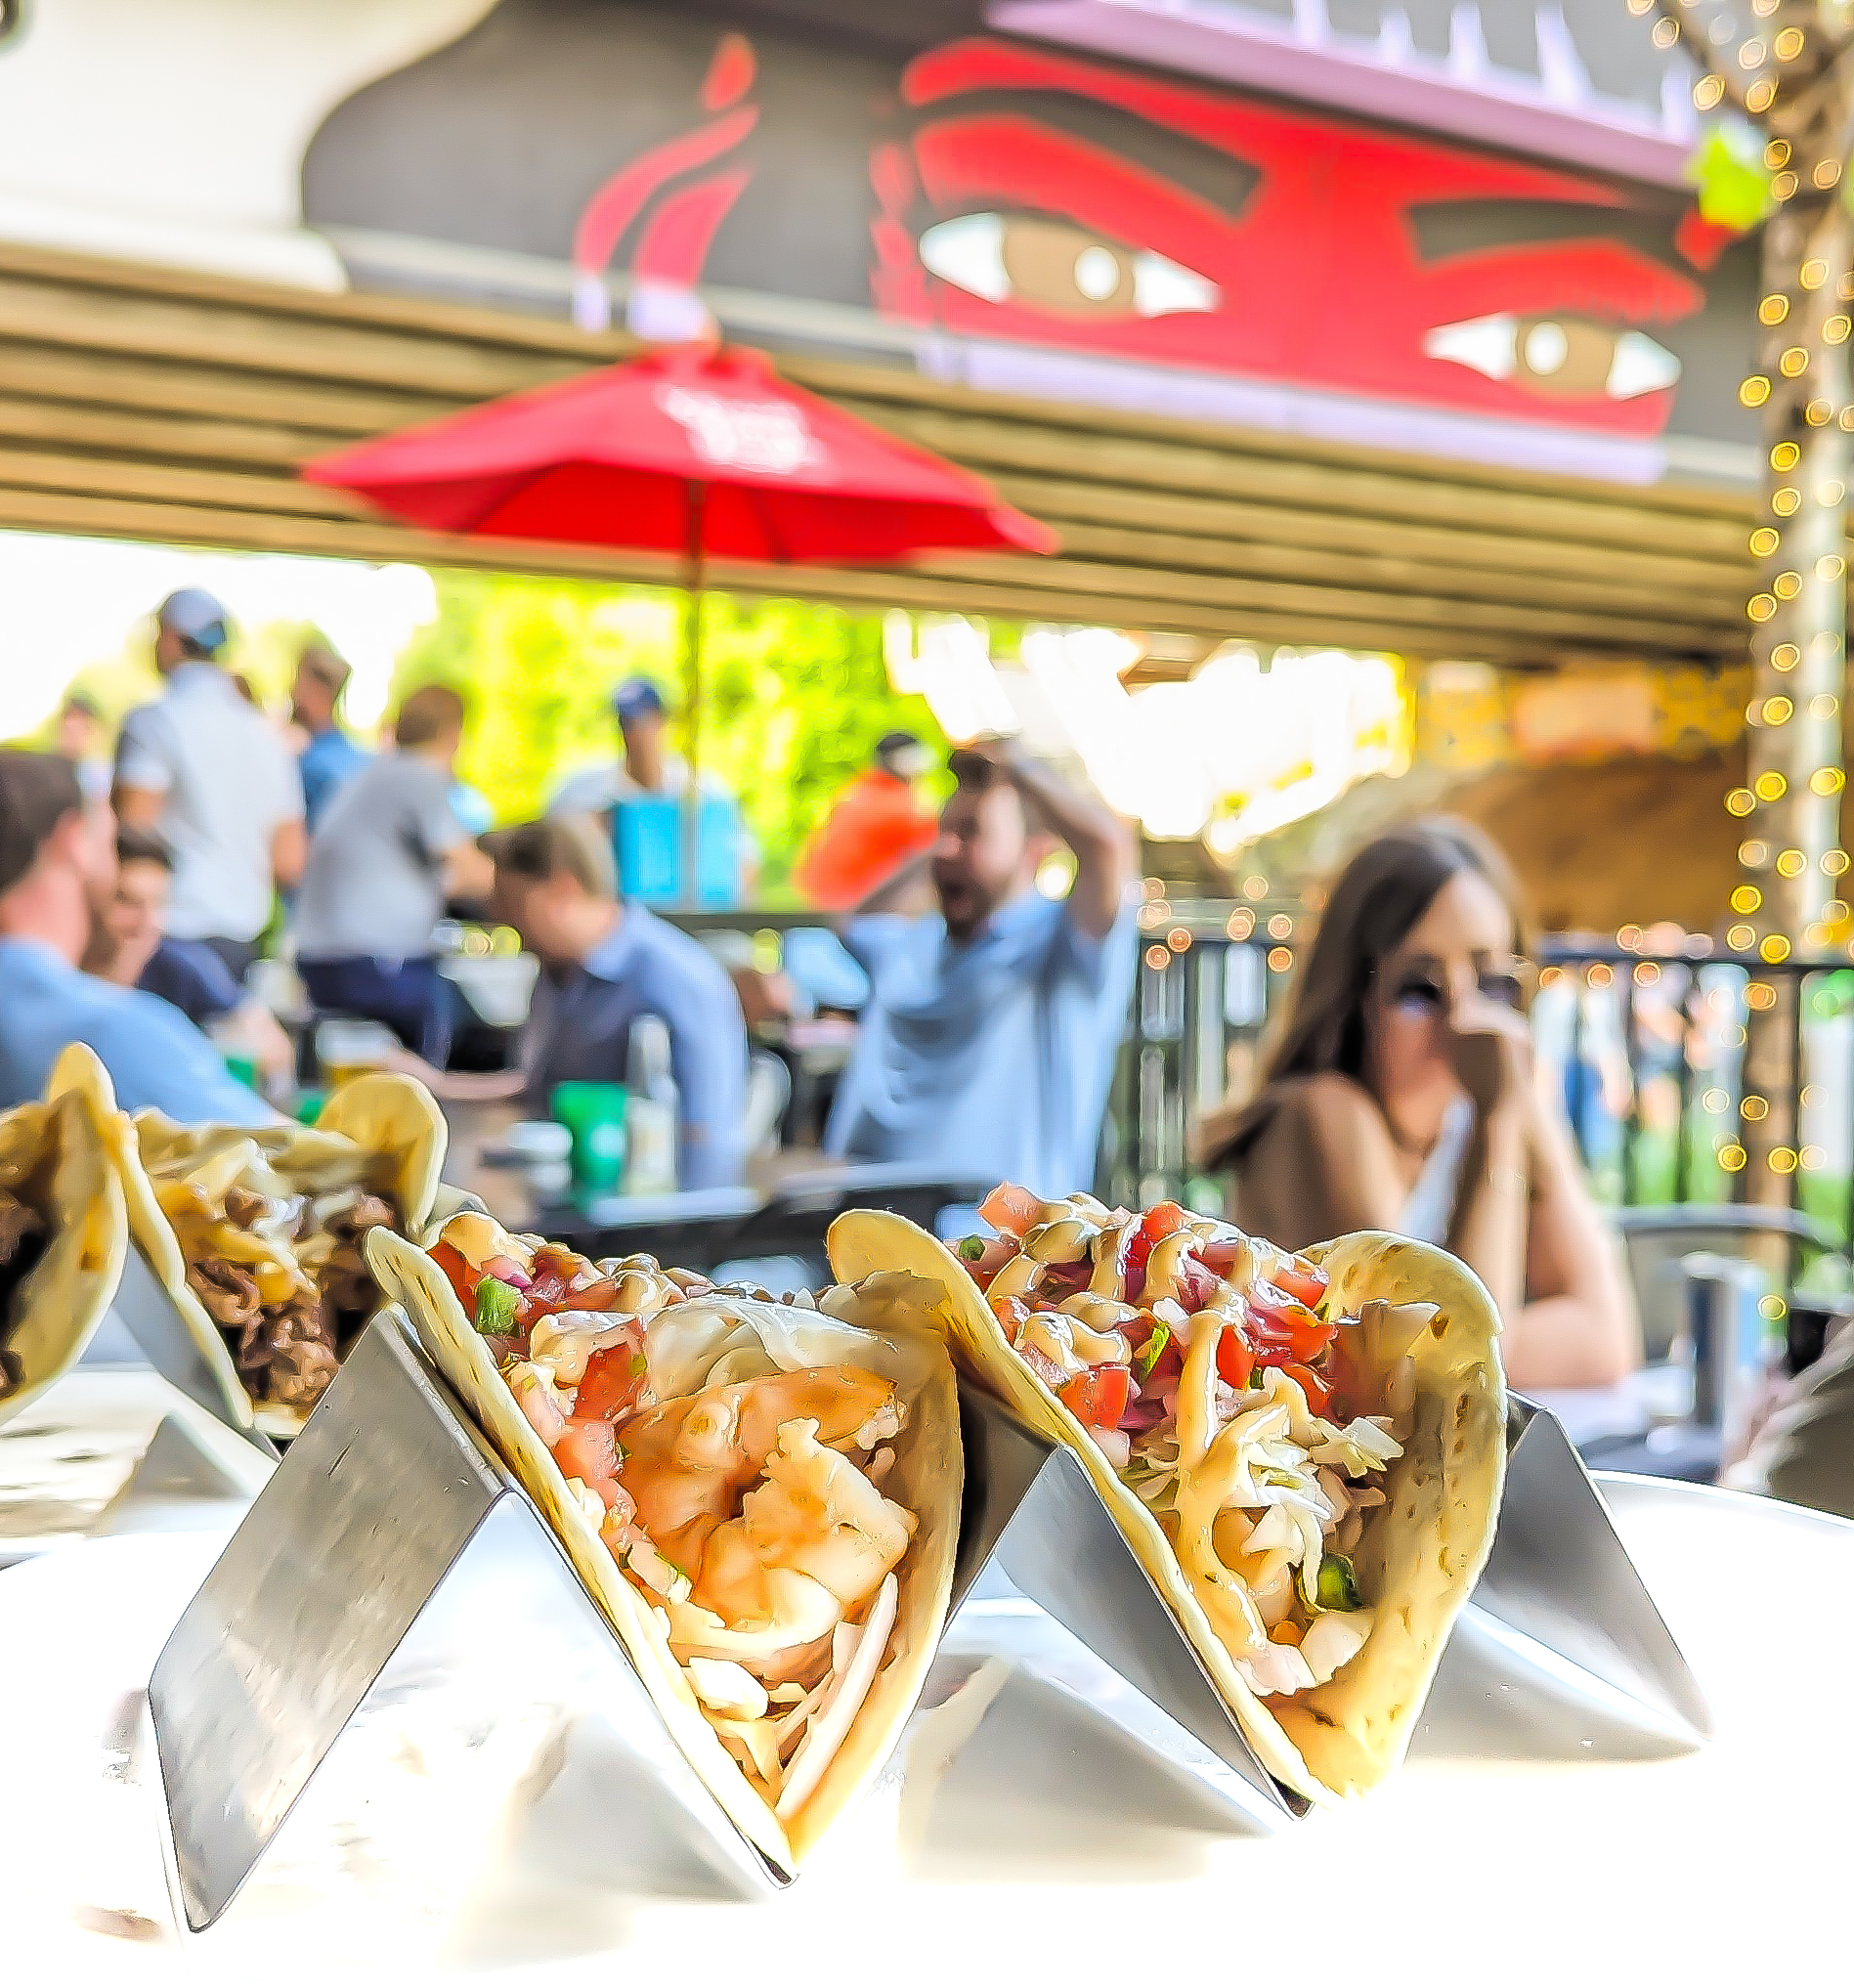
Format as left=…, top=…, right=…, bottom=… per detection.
left=1198, top=819, right=1638, bottom=1390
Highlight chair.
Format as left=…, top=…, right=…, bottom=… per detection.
left=741, top=1050, right=791, bottom=1159
left=1611, top=1204, right=1847, bottom=1364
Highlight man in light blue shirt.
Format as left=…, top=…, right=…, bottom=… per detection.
left=0, top=752, right=272, bottom=1124
left=826, top=738, right=1137, bottom=1200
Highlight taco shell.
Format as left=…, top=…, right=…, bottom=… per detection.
left=369, top=1225, right=963, bottom=1873
left=0, top=1045, right=129, bottom=1428
left=108, top=1074, right=447, bottom=1435
left=827, top=1210, right=1506, bottom=1803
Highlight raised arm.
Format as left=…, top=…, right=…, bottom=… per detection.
left=971, top=737, right=1136, bottom=941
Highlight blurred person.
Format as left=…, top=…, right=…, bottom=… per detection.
left=1196, top=819, right=1638, bottom=1391
left=112, top=587, right=306, bottom=983
left=291, top=640, right=368, bottom=831
left=293, top=684, right=495, bottom=1065
left=548, top=675, right=755, bottom=900
left=825, top=736, right=1137, bottom=1197
left=793, top=730, right=939, bottom=912
left=0, top=751, right=270, bottom=1121
left=399, top=815, right=748, bottom=1190
left=55, top=691, right=111, bottom=805
left=87, top=826, right=294, bottom=1091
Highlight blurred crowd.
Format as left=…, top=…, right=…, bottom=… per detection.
left=0, top=586, right=1685, bottom=1400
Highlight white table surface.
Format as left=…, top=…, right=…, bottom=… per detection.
left=0, top=1470, right=1845, bottom=1985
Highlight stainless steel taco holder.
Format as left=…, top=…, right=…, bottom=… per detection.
left=147, top=1307, right=1706, bottom=1929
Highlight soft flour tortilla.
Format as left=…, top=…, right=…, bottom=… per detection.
left=106, top=1074, right=447, bottom=1435
left=828, top=1211, right=1506, bottom=1803
left=369, top=1225, right=963, bottom=1874
left=0, top=1045, right=129, bottom=1428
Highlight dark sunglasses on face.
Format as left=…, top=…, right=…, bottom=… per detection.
left=1386, top=967, right=1527, bottom=1013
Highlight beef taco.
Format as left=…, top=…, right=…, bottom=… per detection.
left=0, top=1045, right=129, bottom=1426
left=103, top=1073, right=446, bottom=1436
left=828, top=1185, right=1506, bottom=1803
left=370, top=1212, right=961, bottom=1874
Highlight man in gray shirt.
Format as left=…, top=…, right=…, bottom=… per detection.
left=113, top=588, right=306, bottom=982
left=293, top=684, right=494, bottom=1062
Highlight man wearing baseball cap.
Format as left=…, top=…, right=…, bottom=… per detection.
left=0, top=751, right=272, bottom=1121
left=547, top=676, right=695, bottom=817
left=111, top=588, right=306, bottom=982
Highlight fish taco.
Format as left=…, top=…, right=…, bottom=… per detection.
left=828, top=1185, right=1506, bottom=1802
left=102, top=1073, right=446, bottom=1435
left=370, top=1212, right=962, bottom=1873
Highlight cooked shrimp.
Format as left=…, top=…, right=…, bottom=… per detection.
left=618, top=1365, right=899, bottom=1573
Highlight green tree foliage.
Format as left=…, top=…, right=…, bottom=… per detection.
left=388, top=571, right=948, bottom=898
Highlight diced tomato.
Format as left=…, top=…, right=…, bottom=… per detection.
left=1279, top=1361, right=1332, bottom=1414
left=430, top=1239, right=474, bottom=1309
left=991, top=1293, right=1031, bottom=1336
left=574, top=1344, right=647, bottom=1423
left=1272, top=1254, right=1329, bottom=1309
left=1039, top=1256, right=1094, bottom=1300
left=554, top=1418, right=623, bottom=1505
left=1059, top=1364, right=1132, bottom=1432
left=1196, top=1234, right=1248, bottom=1276
left=1215, top=1328, right=1255, bottom=1390
left=1123, top=1201, right=1190, bottom=1295
left=977, top=1182, right=1045, bottom=1237
left=1247, top=1280, right=1336, bottom=1364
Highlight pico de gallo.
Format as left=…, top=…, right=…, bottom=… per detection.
left=954, top=1185, right=1434, bottom=1700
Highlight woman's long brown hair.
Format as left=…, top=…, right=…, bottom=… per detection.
left=1196, top=817, right=1529, bottom=1170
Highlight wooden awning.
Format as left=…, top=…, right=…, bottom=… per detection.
left=0, top=241, right=1758, bottom=668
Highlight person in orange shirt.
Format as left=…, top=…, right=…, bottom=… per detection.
left=794, top=732, right=938, bottom=912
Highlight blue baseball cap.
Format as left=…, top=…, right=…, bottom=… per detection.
left=155, top=587, right=231, bottom=657
left=612, top=676, right=667, bottom=723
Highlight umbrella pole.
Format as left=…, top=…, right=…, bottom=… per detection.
left=680, top=480, right=707, bottom=909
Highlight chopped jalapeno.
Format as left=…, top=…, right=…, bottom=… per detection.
left=1134, top=1322, right=1171, bottom=1380
left=1315, top=1553, right=1361, bottom=1612
left=473, top=1275, right=520, bottom=1337
left=957, top=1234, right=988, bottom=1261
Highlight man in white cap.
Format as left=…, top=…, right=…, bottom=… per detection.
left=112, top=588, right=306, bottom=983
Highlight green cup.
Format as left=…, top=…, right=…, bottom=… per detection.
left=292, top=1089, right=327, bottom=1126
left=551, top=1081, right=628, bottom=1193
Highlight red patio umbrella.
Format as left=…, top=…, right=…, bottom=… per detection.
left=305, top=344, right=1056, bottom=896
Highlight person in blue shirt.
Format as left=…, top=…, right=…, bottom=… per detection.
left=825, top=736, right=1138, bottom=1201
left=389, top=814, right=749, bottom=1190
left=0, top=751, right=273, bottom=1124
left=291, top=641, right=369, bottom=833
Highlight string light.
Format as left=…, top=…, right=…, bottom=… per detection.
left=1137, top=901, right=1169, bottom=929
left=1726, top=788, right=1756, bottom=815
left=1818, top=159, right=1844, bottom=191
left=1781, top=345, right=1809, bottom=375
left=1739, top=840, right=1770, bottom=865
left=1586, top=962, right=1614, bottom=987
left=1267, top=946, right=1293, bottom=972
left=1819, top=556, right=1846, bottom=581
left=1802, top=1145, right=1827, bottom=1170
left=1770, top=1147, right=1798, bottom=1175
left=1693, top=72, right=1725, bottom=106
left=1762, top=933, right=1792, bottom=962
left=1746, top=79, right=1777, bottom=110
left=1772, top=487, right=1800, bottom=515
left=1634, top=961, right=1660, bottom=985
left=1774, top=571, right=1802, bottom=598
left=1166, top=927, right=1191, bottom=954
left=1748, top=593, right=1777, bottom=620
left=1143, top=944, right=1169, bottom=972
left=1774, top=24, right=1805, bottom=59
left=1758, top=294, right=1789, bottom=325
left=1766, top=138, right=1791, bottom=167
left=1743, top=376, right=1773, bottom=407
left=1746, top=982, right=1779, bottom=1012
left=1773, top=642, right=1800, bottom=670
left=1754, top=770, right=1789, bottom=800
left=1803, top=259, right=1830, bottom=289
left=1808, top=400, right=1832, bottom=424
left=1773, top=442, right=1800, bottom=470
left=1751, top=526, right=1780, bottom=555
left=1777, top=846, right=1806, bottom=876
left=1830, top=323, right=1853, bottom=350
left=1653, top=14, right=1679, bottom=45
left=1266, top=913, right=1292, bottom=940
left=1225, top=908, right=1254, bottom=940
left=1762, top=696, right=1794, bottom=723
left=1240, top=875, right=1268, bottom=902
left=1825, top=849, right=1850, bottom=876
left=1732, top=884, right=1763, bottom=912
left=1729, top=923, right=1756, bottom=948
left=1812, top=767, right=1846, bottom=795
left=1742, top=1095, right=1770, bottom=1121
left=1772, top=168, right=1797, bottom=198
left=1720, top=1142, right=1748, bottom=1172
left=1703, top=1088, right=1730, bottom=1112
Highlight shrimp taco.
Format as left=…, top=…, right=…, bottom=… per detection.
left=100, top=1073, right=446, bottom=1437
left=828, top=1186, right=1506, bottom=1804
left=0, top=1045, right=129, bottom=1426
left=369, top=1212, right=961, bottom=1874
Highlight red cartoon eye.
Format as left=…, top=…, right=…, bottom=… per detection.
left=919, top=211, right=1219, bottom=320
left=1423, top=313, right=1681, bottom=401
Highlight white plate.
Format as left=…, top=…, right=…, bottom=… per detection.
left=0, top=1477, right=1847, bottom=1983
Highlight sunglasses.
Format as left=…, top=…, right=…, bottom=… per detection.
left=1385, top=967, right=1528, bottom=1013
